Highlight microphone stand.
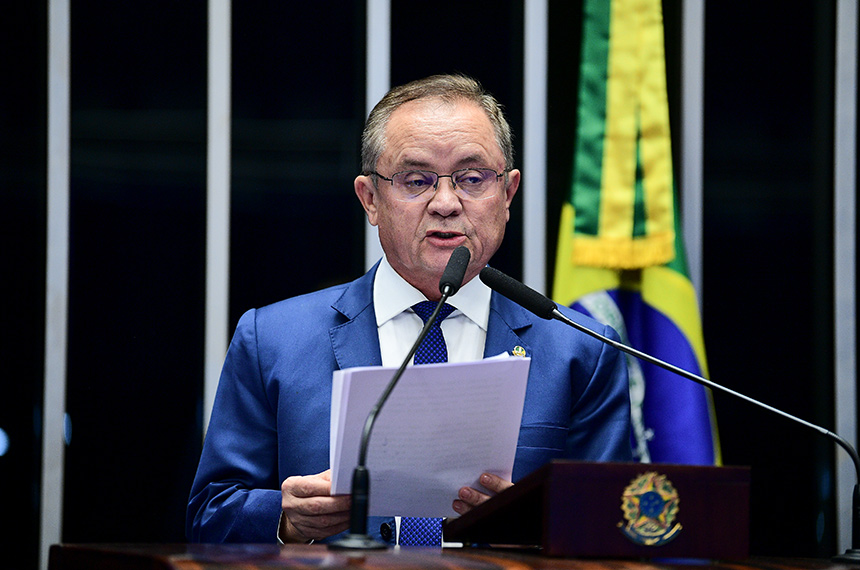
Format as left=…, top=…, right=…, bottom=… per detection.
left=328, top=292, right=454, bottom=550
left=330, top=245, right=469, bottom=550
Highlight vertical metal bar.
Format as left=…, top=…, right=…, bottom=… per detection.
left=364, top=0, right=389, bottom=270
left=681, top=0, right=705, bottom=304
left=41, top=0, right=69, bottom=567
left=204, top=0, right=232, bottom=433
left=834, top=0, right=858, bottom=553
left=523, top=0, right=548, bottom=293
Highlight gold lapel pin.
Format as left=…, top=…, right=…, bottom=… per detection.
left=512, top=346, right=527, bottom=357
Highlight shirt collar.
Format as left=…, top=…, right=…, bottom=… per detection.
left=373, top=256, right=491, bottom=331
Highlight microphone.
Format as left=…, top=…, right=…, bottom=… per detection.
left=479, top=265, right=860, bottom=562
left=329, top=246, right=471, bottom=550
left=478, top=265, right=557, bottom=319
left=439, top=245, right=471, bottom=296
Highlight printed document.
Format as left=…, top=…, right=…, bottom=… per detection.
left=330, top=355, right=530, bottom=517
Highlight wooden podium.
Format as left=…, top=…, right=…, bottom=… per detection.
left=443, top=460, right=750, bottom=559
left=48, top=544, right=843, bottom=570
left=49, top=462, right=753, bottom=569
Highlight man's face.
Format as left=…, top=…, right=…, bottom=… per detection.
left=355, top=98, right=520, bottom=300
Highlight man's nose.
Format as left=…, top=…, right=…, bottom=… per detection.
left=427, top=176, right=463, bottom=213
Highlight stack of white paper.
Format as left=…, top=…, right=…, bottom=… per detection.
left=330, top=355, right=531, bottom=517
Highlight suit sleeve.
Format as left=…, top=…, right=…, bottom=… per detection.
left=566, top=322, right=633, bottom=462
left=186, top=309, right=283, bottom=543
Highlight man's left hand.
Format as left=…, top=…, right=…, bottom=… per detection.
left=452, top=472, right=513, bottom=515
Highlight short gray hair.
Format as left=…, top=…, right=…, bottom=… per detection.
left=360, top=74, right=514, bottom=174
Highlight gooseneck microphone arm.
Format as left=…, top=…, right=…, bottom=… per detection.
left=359, top=295, right=451, bottom=467
left=341, top=291, right=452, bottom=546
left=329, top=246, right=471, bottom=550
left=478, top=265, right=860, bottom=561
left=555, top=294, right=860, bottom=478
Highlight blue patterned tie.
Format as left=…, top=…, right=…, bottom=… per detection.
left=411, top=301, right=456, bottom=365
left=399, top=301, right=456, bottom=546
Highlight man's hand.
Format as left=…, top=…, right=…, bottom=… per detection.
left=280, top=469, right=351, bottom=543
left=452, top=472, right=513, bottom=515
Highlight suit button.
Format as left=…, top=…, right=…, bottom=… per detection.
left=380, top=522, right=393, bottom=542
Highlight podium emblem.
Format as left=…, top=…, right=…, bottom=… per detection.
left=618, top=471, right=682, bottom=546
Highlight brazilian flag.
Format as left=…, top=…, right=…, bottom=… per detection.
left=553, top=0, right=720, bottom=464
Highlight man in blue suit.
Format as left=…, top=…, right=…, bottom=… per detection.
left=187, top=74, right=632, bottom=545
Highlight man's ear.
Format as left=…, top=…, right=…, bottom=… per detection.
left=502, top=169, right=521, bottom=222
left=354, top=175, right=379, bottom=226
left=504, top=169, right=521, bottom=206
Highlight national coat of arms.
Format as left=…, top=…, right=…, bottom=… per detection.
left=618, top=471, right=682, bottom=546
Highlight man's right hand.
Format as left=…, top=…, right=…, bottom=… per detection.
left=280, top=469, right=351, bottom=543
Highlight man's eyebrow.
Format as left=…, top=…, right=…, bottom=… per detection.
left=398, top=158, right=433, bottom=169
left=453, top=154, right=487, bottom=167
left=396, top=155, right=489, bottom=170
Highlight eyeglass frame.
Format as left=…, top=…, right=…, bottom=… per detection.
left=364, top=167, right=511, bottom=202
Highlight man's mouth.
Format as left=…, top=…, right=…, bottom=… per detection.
left=430, top=231, right=462, bottom=239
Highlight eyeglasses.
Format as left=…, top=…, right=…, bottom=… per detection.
left=367, top=168, right=507, bottom=202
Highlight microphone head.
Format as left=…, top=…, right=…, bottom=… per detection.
left=439, top=246, right=471, bottom=296
left=479, top=266, right=558, bottom=320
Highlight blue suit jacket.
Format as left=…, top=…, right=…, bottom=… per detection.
left=187, top=265, right=632, bottom=543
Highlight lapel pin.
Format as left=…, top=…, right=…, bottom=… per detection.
left=512, top=346, right=527, bottom=357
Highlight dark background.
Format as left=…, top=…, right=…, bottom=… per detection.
left=1, top=1, right=855, bottom=568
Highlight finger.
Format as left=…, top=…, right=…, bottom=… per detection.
left=289, top=507, right=351, bottom=531
left=478, top=473, right=513, bottom=494
left=283, top=492, right=351, bottom=516
left=281, top=496, right=351, bottom=542
left=282, top=481, right=350, bottom=523
left=452, top=498, right=474, bottom=515
left=451, top=474, right=515, bottom=515
left=456, top=485, right=491, bottom=508
left=282, top=509, right=351, bottom=542
left=282, top=473, right=331, bottom=499
left=307, top=520, right=351, bottom=540
left=296, top=517, right=351, bottom=541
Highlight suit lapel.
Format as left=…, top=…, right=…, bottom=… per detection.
left=484, top=292, right=535, bottom=359
left=330, top=264, right=383, bottom=370
left=330, top=270, right=532, bottom=367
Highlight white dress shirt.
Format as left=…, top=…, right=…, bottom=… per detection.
left=373, top=256, right=491, bottom=367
